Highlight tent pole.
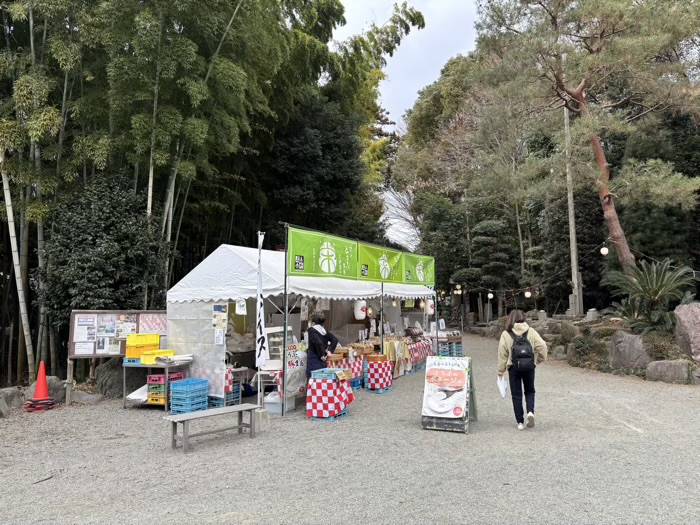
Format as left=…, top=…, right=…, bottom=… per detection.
left=380, top=283, right=384, bottom=355
left=434, top=292, right=438, bottom=355
left=282, top=223, right=289, bottom=417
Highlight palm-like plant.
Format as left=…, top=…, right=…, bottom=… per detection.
left=603, top=259, right=696, bottom=334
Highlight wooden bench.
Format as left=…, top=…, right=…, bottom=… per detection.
left=163, top=403, right=260, bottom=453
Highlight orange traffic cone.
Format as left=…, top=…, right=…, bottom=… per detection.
left=24, top=361, right=56, bottom=412
left=34, top=362, right=50, bottom=400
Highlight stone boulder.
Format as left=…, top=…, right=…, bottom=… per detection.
left=542, top=333, right=563, bottom=345
left=0, top=386, right=24, bottom=409
left=0, top=396, right=9, bottom=418
left=547, top=320, right=561, bottom=335
left=560, top=321, right=581, bottom=344
left=646, top=360, right=690, bottom=384
left=72, top=391, right=104, bottom=405
left=26, top=376, right=66, bottom=403
left=554, top=346, right=567, bottom=360
left=692, top=369, right=700, bottom=386
left=609, top=331, right=652, bottom=370
left=96, top=357, right=148, bottom=398
left=674, top=304, right=700, bottom=364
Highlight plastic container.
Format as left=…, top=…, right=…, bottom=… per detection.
left=147, top=393, right=166, bottom=405
left=126, top=334, right=160, bottom=347
left=140, top=349, right=174, bottom=365
left=170, top=378, right=208, bottom=393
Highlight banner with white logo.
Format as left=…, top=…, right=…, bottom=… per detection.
left=255, top=232, right=270, bottom=367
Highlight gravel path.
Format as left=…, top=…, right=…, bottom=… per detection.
left=2, top=334, right=699, bottom=525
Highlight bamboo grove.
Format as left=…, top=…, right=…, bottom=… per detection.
left=0, top=1, right=424, bottom=385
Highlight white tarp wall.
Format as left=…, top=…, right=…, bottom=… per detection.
left=167, top=300, right=228, bottom=398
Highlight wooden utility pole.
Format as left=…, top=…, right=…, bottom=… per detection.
left=563, top=54, right=583, bottom=316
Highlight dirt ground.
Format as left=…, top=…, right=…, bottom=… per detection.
left=2, top=334, right=699, bottom=525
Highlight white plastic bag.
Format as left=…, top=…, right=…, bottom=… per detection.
left=497, top=375, right=508, bottom=399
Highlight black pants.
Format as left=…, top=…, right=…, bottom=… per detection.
left=508, top=366, right=535, bottom=424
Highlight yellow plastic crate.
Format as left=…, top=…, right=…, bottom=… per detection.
left=125, top=344, right=159, bottom=359
left=141, top=349, right=174, bottom=365
left=126, top=334, right=160, bottom=347
left=147, top=393, right=166, bottom=405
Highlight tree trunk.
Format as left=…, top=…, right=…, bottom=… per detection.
left=514, top=199, right=526, bottom=274
left=169, top=177, right=192, bottom=286
left=204, top=0, right=246, bottom=84
left=49, top=322, right=58, bottom=377
left=7, top=321, right=13, bottom=385
left=146, top=58, right=162, bottom=216
left=56, top=70, right=70, bottom=176
left=1, top=168, right=36, bottom=383
left=577, top=98, right=635, bottom=268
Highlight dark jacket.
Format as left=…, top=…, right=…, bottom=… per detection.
left=306, top=325, right=339, bottom=378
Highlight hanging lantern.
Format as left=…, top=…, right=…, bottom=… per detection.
left=391, top=299, right=398, bottom=308
left=600, top=246, right=609, bottom=256
left=367, top=306, right=373, bottom=317
left=487, top=292, right=494, bottom=300
left=426, top=299, right=435, bottom=315
left=353, top=300, right=367, bottom=320
left=419, top=299, right=425, bottom=309
left=524, top=291, right=532, bottom=299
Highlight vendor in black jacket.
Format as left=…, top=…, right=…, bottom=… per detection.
left=306, top=314, right=339, bottom=378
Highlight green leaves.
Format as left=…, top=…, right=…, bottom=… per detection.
left=603, top=258, right=696, bottom=334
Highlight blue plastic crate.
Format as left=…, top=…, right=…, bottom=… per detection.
left=170, top=389, right=207, bottom=401
left=349, top=377, right=362, bottom=389
left=310, top=407, right=348, bottom=422
left=170, top=402, right=207, bottom=415
left=170, top=378, right=208, bottom=393
left=123, top=358, right=140, bottom=364
left=170, top=397, right=208, bottom=410
left=310, top=368, right=340, bottom=381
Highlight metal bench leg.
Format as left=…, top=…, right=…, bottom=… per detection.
left=250, top=409, right=256, bottom=439
left=171, top=422, right=177, bottom=450
left=238, top=411, right=243, bottom=434
left=183, top=421, right=190, bottom=453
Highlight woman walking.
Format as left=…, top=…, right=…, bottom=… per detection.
left=497, top=310, right=547, bottom=430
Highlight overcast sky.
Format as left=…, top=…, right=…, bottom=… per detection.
left=333, top=1, right=479, bottom=126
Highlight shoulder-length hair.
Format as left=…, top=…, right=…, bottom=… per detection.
left=506, top=310, right=526, bottom=332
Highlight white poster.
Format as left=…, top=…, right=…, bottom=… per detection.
left=255, top=232, right=270, bottom=367
left=96, top=314, right=117, bottom=337
left=285, top=344, right=308, bottom=395
left=422, top=356, right=470, bottom=419
left=74, top=342, right=94, bottom=356
left=212, top=304, right=228, bottom=329
left=235, top=299, right=247, bottom=316
left=115, top=314, right=137, bottom=339
left=215, top=329, right=225, bottom=345
left=95, top=337, right=110, bottom=355
left=108, top=339, right=122, bottom=355
left=430, top=321, right=437, bottom=334
left=439, top=319, right=446, bottom=330
left=300, top=298, right=309, bottom=321
left=74, top=315, right=96, bottom=342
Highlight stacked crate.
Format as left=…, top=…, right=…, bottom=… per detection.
left=125, top=334, right=160, bottom=364
left=208, top=383, right=241, bottom=408
left=146, top=371, right=185, bottom=405
left=169, top=378, right=208, bottom=414
left=438, top=341, right=463, bottom=358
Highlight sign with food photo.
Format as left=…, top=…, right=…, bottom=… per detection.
left=422, top=356, right=470, bottom=419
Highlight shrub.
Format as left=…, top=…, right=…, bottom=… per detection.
left=603, top=259, right=696, bottom=335
left=642, top=332, right=686, bottom=361
left=568, top=332, right=611, bottom=372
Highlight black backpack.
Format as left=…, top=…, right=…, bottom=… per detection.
left=508, top=330, right=535, bottom=370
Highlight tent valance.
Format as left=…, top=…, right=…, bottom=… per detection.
left=167, top=244, right=434, bottom=303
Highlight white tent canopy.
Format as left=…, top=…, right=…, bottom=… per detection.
left=167, top=244, right=434, bottom=303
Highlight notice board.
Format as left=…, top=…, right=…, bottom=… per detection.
left=68, top=310, right=167, bottom=359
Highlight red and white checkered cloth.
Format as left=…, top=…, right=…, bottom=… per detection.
left=306, top=379, right=355, bottom=418
left=409, top=340, right=433, bottom=362
left=224, top=368, right=234, bottom=393
left=367, top=361, right=393, bottom=389
left=329, top=355, right=364, bottom=379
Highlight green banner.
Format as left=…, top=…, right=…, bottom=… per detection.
left=287, top=228, right=358, bottom=279
left=402, top=253, right=435, bottom=285
left=357, top=243, right=402, bottom=283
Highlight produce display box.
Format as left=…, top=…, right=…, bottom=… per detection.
left=125, top=334, right=161, bottom=358
left=147, top=393, right=166, bottom=405
left=310, top=368, right=341, bottom=381
left=169, top=378, right=208, bottom=392
left=148, top=384, right=166, bottom=394
left=147, top=371, right=185, bottom=384
left=140, top=349, right=175, bottom=365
